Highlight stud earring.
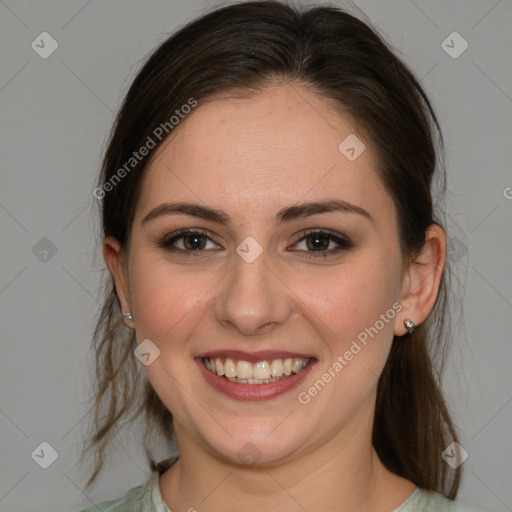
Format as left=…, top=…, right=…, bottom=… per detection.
left=122, top=312, right=133, bottom=322
left=403, top=318, right=415, bottom=335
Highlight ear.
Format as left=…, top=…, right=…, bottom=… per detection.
left=103, top=236, right=134, bottom=328
left=395, top=224, right=447, bottom=336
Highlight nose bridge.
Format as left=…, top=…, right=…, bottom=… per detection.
left=214, top=247, right=292, bottom=335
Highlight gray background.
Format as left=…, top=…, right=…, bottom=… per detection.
left=0, top=1, right=511, bottom=511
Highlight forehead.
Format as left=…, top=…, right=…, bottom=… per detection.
left=136, top=83, right=394, bottom=225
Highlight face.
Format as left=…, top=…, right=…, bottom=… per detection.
left=113, top=83, right=408, bottom=466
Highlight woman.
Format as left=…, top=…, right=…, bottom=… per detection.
left=77, top=1, right=479, bottom=510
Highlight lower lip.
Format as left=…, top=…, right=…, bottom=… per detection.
left=195, top=358, right=316, bottom=401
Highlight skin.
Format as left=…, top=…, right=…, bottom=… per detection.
left=104, top=82, right=446, bottom=512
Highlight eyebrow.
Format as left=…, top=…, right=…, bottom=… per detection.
left=141, top=199, right=374, bottom=226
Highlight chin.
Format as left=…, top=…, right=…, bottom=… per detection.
left=197, top=422, right=308, bottom=468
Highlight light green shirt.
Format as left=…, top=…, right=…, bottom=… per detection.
left=77, top=471, right=481, bottom=512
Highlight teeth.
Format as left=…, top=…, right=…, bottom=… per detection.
left=226, top=376, right=283, bottom=384
left=205, top=357, right=309, bottom=381
left=236, top=360, right=253, bottom=379
left=224, top=358, right=237, bottom=378
left=270, top=359, right=283, bottom=377
left=253, top=361, right=271, bottom=379
left=215, top=359, right=225, bottom=376
left=292, top=359, right=303, bottom=373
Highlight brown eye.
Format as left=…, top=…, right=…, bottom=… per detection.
left=305, top=233, right=331, bottom=251
left=291, top=230, right=353, bottom=259
left=159, top=229, right=221, bottom=254
left=182, top=233, right=207, bottom=250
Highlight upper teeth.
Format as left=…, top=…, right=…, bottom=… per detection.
left=204, top=357, right=309, bottom=380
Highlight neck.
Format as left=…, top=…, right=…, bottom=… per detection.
left=159, top=412, right=416, bottom=511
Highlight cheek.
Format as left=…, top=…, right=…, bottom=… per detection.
left=308, top=260, right=398, bottom=324
left=293, top=253, right=402, bottom=363
left=292, top=259, right=402, bottom=414
left=128, top=252, right=213, bottom=347
left=127, top=253, right=216, bottom=419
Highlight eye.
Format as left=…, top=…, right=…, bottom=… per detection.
left=158, top=228, right=353, bottom=259
left=290, top=229, right=353, bottom=259
left=159, top=229, right=221, bottom=255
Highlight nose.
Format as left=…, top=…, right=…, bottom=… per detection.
left=214, top=249, right=294, bottom=336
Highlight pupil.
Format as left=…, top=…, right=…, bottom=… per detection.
left=184, top=234, right=205, bottom=250
left=307, top=234, right=329, bottom=251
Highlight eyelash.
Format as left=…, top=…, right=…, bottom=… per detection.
left=158, top=228, right=353, bottom=259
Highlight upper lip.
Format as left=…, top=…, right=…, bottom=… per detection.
left=196, top=350, right=316, bottom=363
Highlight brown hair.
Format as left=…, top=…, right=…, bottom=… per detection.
left=80, top=0, right=461, bottom=498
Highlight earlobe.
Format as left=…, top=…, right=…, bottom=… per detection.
left=103, top=236, right=134, bottom=328
left=395, top=224, right=447, bottom=336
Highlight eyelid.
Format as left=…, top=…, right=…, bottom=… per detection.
left=292, top=228, right=351, bottom=244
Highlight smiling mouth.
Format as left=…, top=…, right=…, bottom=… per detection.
left=202, top=356, right=311, bottom=384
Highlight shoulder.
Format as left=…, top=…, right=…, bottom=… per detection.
left=76, top=484, right=143, bottom=511
left=395, top=488, right=482, bottom=512
left=75, top=471, right=165, bottom=512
